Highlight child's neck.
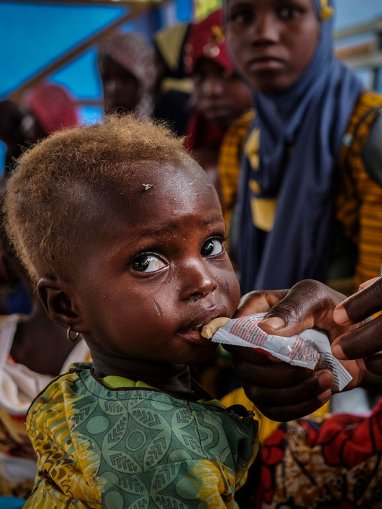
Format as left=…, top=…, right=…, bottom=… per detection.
left=91, top=348, right=192, bottom=393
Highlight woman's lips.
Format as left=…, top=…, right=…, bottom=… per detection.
left=247, top=57, right=285, bottom=72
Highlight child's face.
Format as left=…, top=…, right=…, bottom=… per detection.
left=71, top=161, right=240, bottom=372
left=192, top=59, right=252, bottom=127
left=225, top=0, right=320, bottom=93
left=99, top=56, right=141, bottom=115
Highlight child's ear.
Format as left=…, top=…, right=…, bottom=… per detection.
left=37, top=277, right=86, bottom=332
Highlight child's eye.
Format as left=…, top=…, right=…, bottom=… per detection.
left=228, top=9, right=253, bottom=26
left=201, top=238, right=224, bottom=257
left=131, top=254, right=167, bottom=273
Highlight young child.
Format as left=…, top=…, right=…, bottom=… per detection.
left=4, top=116, right=258, bottom=508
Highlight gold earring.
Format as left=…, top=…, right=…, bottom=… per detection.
left=320, top=0, right=334, bottom=21
left=67, top=326, right=80, bottom=342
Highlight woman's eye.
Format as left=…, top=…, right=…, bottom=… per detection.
left=131, top=254, right=166, bottom=273
left=201, top=238, right=224, bottom=257
left=279, top=6, right=301, bottom=20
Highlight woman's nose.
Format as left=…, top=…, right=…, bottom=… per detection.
left=251, top=13, right=280, bottom=43
left=180, top=260, right=218, bottom=301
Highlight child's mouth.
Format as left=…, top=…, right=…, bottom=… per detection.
left=177, top=307, right=229, bottom=344
left=177, top=327, right=207, bottom=344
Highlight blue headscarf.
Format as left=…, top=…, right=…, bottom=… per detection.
left=237, top=0, right=363, bottom=293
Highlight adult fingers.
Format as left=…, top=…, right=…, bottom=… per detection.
left=358, top=277, right=380, bottom=290
left=333, top=276, right=382, bottom=325
left=332, top=314, right=382, bottom=360
left=259, top=279, right=346, bottom=338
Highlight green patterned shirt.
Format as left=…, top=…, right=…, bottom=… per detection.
left=25, top=363, right=258, bottom=508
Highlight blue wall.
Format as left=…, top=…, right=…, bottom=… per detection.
left=335, top=0, right=382, bottom=29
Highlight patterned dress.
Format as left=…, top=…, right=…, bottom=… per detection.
left=25, top=363, right=258, bottom=508
left=222, top=387, right=382, bottom=508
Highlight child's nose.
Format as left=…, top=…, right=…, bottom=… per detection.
left=201, top=75, right=225, bottom=97
left=180, top=260, right=218, bottom=301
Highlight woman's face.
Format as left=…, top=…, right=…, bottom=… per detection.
left=225, top=0, right=320, bottom=93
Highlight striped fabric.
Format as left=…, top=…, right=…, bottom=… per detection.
left=337, top=90, right=382, bottom=288
left=218, top=110, right=255, bottom=231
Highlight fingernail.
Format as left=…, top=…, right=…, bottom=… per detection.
left=331, top=344, right=345, bottom=359
left=317, top=371, right=332, bottom=389
left=333, top=306, right=349, bottom=325
left=261, top=316, right=285, bottom=331
left=318, top=388, right=332, bottom=403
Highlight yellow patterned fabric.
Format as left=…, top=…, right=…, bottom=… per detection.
left=25, top=363, right=258, bottom=508
left=218, top=110, right=255, bottom=230
left=337, top=90, right=382, bottom=288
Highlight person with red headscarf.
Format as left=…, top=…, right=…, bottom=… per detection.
left=0, top=83, right=79, bottom=316
left=0, top=83, right=78, bottom=176
left=24, top=83, right=78, bottom=138
left=184, top=9, right=252, bottom=200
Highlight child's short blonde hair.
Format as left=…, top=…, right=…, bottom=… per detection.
left=4, top=115, right=194, bottom=284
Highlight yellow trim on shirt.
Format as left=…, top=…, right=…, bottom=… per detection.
left=251, top=197, right=277, bottom=232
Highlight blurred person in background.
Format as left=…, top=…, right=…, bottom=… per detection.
left=184, top=8, right=253, bottom=199
left=219, top=2, right=382, bottom=494
left=224, top=0, right=382, bottom=300
left=0, top=83, right=79, bottom=316
left=97, top=31, right=157, bottom=118
left=0, top=83, right=78, bottom=177
left=153, top=22, right=193, bottom=136
left=221, top=0, right=382, bottom=444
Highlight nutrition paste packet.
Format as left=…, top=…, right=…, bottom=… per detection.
left=201, top=314, right=352, bottom=392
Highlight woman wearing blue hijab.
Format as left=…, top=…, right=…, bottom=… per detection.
left=225, top=0, right=382, bottom=294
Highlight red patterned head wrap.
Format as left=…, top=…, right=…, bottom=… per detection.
left=184, top=9, right=234, bottom=75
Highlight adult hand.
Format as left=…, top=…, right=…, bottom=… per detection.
left=332, top=277, right=382, bottom=391
left=230, top=279, right=356, bottom=421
